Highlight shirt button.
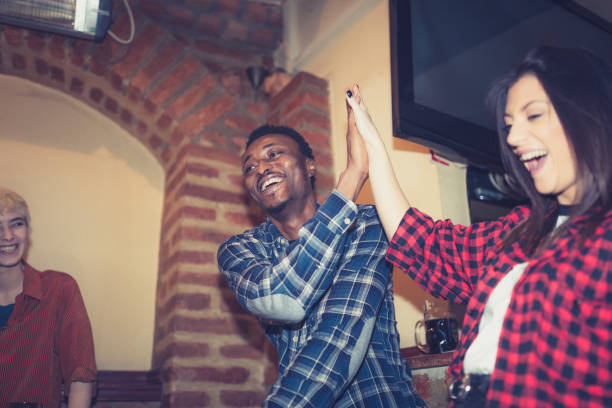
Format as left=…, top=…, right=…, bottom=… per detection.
left=344, top=218, right=350, bottom=225
left=293, top=336, right=298, bottom=342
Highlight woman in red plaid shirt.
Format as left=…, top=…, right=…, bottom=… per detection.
left=345, top=46, right=612, bottom=407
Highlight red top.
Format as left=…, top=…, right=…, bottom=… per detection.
left=387, top=205, right=612, bottom=408
left=0, top=263, right=97, bottom=408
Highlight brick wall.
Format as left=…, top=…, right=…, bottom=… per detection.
left=0, top=17, right=333, bottom=408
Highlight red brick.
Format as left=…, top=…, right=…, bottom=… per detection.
left=34, top=58, right=49, bottom=76
left=169, top=270, right=225, bottom=289
left=220, top=289, right=246, bottom=314
left=112, top=24, right=164, bottom=79
left=164, top=341, right=210, bottom=359
left=195, top=13, right=223, bottom=37
left=140, top=0, right=166, bottom=21
left=161, top=146, right=172, bottom=165
left=4, top=26, right=23, bottom=46
left=286, top=108, right=330, bottom=131
left=167, top=6, right=195, bottom=28
left=11, top=54, right=26, bottom=70
left=198, top=130, right=226, bottom=146
left=300, top=128, right=330, bottom=149
left=225, top=115, right=258, bottom=132
left=109, top=72, right=123, bottom=91
left=167, top=365, right=249, bottom=384
left=49, top=36, right=66, bottom=60
left=149, top=134, right=163, bottom=150
left=89, top=60, right=107, bottom=77
left=131, top=43, right=183, bottom=93
left=220, top=71, right=243, bottom=95
left=224, top=211, right=263, bottom=228
left=104, top=97, right=118, bottom=114
left=126, top=85, right=142, bottom=102
left=162, top=250, right=215, bottom=271
left=264, top=364, right=277, bottom=386
left=164, top=391, right=210, bottom=407
left=282, top=90, right=329, bottom=119
left=245, top=2, right=270, bottom=24
left=269, top=7, right=282, bottom=27
left=147, top=57, right=201, bottom=109
left=250, top=26, right=276, bottom=48
left=70, top=77, right=84, bottom=95
left=172, top=226, right=228, bottom=246
left=180, top=183, right=245, bottom=205
left=247, top=101, right=266, bottom=116
left=222, top=20, right=249, bottom=42
left=26, top=32, right=45, bottom=52
left=91, top=39, right=113, bottom=66
left=168, top=292, right=212, bottom=311
left=193, top=38, right=251, bottom=62
left=228, top=174, right=244, bottom=188
left=156, top=113, right=173, bottom=130
left=90, top=88, right=104, bottom=103
left=162, top=205, right=216, bottom=232
left=120, top=108, right=133, bottom=124
left=137, top=120, right=148, bottom=135
left=185, top=0, right=214, bottom=8
left=216, top=0, right=241, bottom=17
left=70, top=49, right=85, bottom=68
left=315, top=150, right=333, bottom=168
left=269, top=72, right=328, bottom=110
left=170, top=315, right=253, bottom=335
left=175, top=94, right=235, bottom=138
left=219, top=344, right=265, bottom=360
left=167, top=75, right=216, bottom=120
left=144, top=99, right=157, bottom=114
left=175, top=143, right=241, bottom=166
left=220, top=390, right=266, bottom=407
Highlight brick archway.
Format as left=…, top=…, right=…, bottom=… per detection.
left=0, top=19, right=334, bottom=406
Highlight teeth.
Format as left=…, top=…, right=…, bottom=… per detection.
left=260, top=177, right=283, bottom=192
left=0, top=245, right=17, bottom=253
left=519, top=150, right=547, bottom=162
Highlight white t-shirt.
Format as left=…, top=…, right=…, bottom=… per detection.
left=463, top=213, right=569, bottom=374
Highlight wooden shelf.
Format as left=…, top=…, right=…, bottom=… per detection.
left=401, top=346, right=454, bottom=370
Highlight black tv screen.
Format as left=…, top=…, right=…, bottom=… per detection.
left=390, top=0, right=612, bottom=172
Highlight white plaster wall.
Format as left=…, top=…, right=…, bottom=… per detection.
left=0, top=74, right=163, bottom=370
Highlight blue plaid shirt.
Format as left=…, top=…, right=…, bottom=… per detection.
left=217, top=190, right=425, bottom=408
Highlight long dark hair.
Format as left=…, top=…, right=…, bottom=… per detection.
left=488, top=46, right=612, bottom=254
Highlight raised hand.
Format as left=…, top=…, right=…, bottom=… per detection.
left=345, top=84, right=383, bottom=150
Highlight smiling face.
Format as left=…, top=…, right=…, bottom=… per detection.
left=504, top=74, right=578, bottom=205
left=242, top=134, right=316, bottom=215
left=0, top=209, right=29, bottom=271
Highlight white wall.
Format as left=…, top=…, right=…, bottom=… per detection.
left=0, top=75, right=163, bottom=369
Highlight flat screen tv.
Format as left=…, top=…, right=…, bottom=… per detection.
left=389, top=0, right=612, bottom=172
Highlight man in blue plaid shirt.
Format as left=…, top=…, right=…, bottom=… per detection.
left=217, top=118, right=425, bottom=407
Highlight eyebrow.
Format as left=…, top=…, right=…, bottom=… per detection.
left=241, top=142, right=278, bottom=166
left=504, top=100, right=548, bottom=118
left=9, top=216, right=27, bottom=224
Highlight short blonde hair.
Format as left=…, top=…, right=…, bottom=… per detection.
left=0, top=187, right=30, bottom=225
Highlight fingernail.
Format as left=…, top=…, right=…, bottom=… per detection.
left=346, top=90, right=353, bottom=98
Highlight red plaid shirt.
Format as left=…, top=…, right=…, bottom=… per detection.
left=387, top=205, right=612, bottom=408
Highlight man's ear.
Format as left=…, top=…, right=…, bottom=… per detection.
left=306, top=158, right=316, bottom=177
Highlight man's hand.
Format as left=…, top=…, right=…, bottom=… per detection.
left=336, top=86, right=369, bottom=201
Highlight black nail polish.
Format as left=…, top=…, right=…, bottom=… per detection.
left=346, top=90, right=353, bottom=98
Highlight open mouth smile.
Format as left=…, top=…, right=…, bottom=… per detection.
left=518, top=149, right=548, bottom=173
left=259, top=176, right=284, bottom=193
left=0, top=244, right=18, bottom=254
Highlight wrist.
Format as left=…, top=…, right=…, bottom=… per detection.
left=336, top=167, right=368, bottom=202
